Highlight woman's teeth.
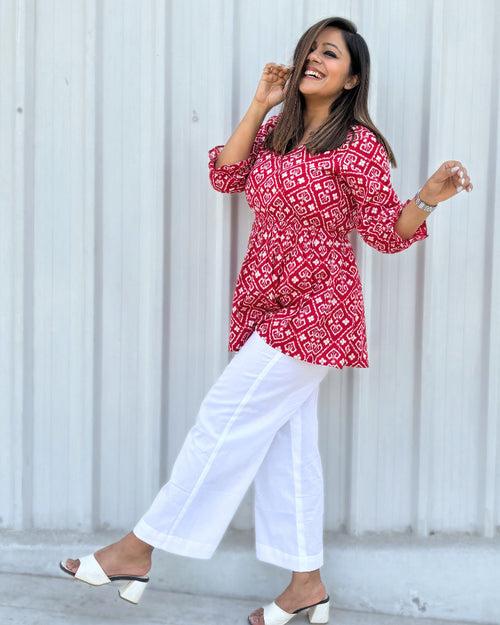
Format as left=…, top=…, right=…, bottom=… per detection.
left=304, top=70, right=324, bottom=80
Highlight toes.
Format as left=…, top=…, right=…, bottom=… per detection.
left=248, top=607, right=265, bottom=625
left=65, top=558, right=79, bottom=572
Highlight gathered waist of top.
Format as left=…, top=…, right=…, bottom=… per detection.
left=247, top=231, right=354, bottom=285
left=250, top=219, right=350, bottom=249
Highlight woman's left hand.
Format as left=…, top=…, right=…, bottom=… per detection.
left=420, top=161, right=473, bottom=205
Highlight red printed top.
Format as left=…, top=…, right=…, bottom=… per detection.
left=208, top=113, right=428, bottom=368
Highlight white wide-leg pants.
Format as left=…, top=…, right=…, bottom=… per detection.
left=133, top=330, right=330, bottom=571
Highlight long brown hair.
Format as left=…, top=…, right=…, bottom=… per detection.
left=263, top=17, right=398, bottom=168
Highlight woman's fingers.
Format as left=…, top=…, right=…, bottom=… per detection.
left=449, top=162, right=473, bottom=192
left=263, top=63, right=292, bottom=80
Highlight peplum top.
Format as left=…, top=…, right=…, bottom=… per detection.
left=208, top=113, right=428, bottom=368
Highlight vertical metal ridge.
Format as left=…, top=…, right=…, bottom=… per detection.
left=159, top=0, right=173, bottom=486
left=416, top=0, right=444, bottom=538
left=91, top=0, right=103, bottom=530
left=18, top=0, right=36, bottom=530
left=480, top=0, right=500, bottom=537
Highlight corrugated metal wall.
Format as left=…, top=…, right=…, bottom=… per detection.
left=1, top=0, right=499, bottom=540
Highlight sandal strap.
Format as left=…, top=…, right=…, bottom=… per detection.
left=263, top=600, right=295, bottom=625
left=74, top=553, right=111, bottom=585
left=293, top=594, right=330, bottom=612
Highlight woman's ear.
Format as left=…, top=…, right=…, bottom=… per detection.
left=345, top=75, right=359, bottom=90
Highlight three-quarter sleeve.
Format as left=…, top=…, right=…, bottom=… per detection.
left=339, top=126, right=429, bottom=254
left=208, top=114, right=279, bottom=194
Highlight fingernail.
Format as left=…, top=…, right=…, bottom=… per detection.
left=450, top=166, right=459, bottom=173
left=456, top=185, right=463, bottom=192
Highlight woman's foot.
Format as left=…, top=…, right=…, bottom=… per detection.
left=63, top=531, right=153, bottom=578
left=248, top=569, right=327, bottom=624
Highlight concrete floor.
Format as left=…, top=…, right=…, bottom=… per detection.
left=0, top=571, right=484, bottom=625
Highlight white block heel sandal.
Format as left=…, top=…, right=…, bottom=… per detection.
left=249, top=593, right=330, bottom=624
left=59, top=554, right=149, bottom=605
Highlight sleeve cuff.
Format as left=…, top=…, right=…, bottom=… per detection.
left=395, top=199, right=430, bottom=247
left=208, top=145, right=255, bottom=193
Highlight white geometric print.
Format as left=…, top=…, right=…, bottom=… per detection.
left=208, top=113, right=428, bottom=368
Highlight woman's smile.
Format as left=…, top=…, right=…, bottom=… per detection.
left=303, top=73, right=326, bottom=81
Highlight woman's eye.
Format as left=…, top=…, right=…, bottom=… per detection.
left=309, top=47, right=337, bottom=58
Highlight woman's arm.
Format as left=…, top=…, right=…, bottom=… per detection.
left=208, top=113, right=279, bottom=194
left=394, top=195, right=432, bottom=240
left=208, top=63, right=292, bottom=193
left=214, top=100, right=270, bottom=169
left=395, top=162, right=473, bottom=239
left=214, top=62, right=292, bottom=168
left=339, top=128, right=428, bottom=253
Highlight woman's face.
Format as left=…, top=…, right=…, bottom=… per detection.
left=299, top=27, right=358, bottom=100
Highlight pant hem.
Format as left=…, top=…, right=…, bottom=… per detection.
left=255, top=541, right=323, bottom=571
left=133, top=519, right=215, bottom=559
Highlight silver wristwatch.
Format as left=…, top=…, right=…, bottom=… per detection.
left=414, top=190, right=438, bottom=213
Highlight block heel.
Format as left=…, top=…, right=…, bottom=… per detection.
left=307, top=596, right=330, bottom=623
left=118, top=578, right=149, bottom=604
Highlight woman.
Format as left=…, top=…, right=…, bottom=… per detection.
left=60, top=16, right=473, bottom=625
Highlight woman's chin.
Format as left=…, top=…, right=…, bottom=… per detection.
left=299, top=85, right=324, bottom=95
left=299, top=79, right=326, bottom=91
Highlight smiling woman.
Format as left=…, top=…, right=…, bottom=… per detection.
left=300, top=32, right=354, bottom=96
left=261, top=18, right=378, bottom=158
left=59, top=14, right=471, bottom=625
left=205, top=16, right=435, bottom=374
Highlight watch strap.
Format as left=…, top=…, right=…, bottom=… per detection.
left=414, top=191, right=438, bottom=213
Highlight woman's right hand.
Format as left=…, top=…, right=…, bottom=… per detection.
left=252, top=63, right=294, bottom=111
